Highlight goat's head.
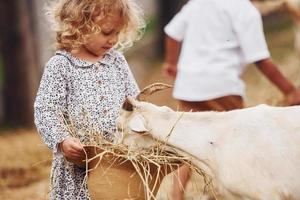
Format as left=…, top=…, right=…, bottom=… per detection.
left=116, top=83, right=173, bottom=148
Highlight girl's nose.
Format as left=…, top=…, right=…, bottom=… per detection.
left=108, top=35, right=118, bottom=45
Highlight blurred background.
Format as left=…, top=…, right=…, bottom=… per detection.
left=0, top=0, right=300, bottom=199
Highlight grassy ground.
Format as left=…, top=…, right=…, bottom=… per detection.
left=1, top=13, right=300, bottom=200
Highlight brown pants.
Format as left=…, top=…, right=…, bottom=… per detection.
left=178, top=95, right=244, bottom=112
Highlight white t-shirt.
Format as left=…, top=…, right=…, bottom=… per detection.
left=164, top=0, right=270, bottom=101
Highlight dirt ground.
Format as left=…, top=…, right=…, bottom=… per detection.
left=1, top=16, right=300, bottom=200
left=0, top=130, right=51, bottom=200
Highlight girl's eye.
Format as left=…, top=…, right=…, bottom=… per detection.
left=102, top=30, right=120, bottom=36
left=102, top=31, right=112, bottom=36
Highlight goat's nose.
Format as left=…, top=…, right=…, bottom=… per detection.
left=117, top=126, right=123, bottom=133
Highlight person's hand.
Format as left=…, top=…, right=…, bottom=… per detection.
left=59, top=137, right=85, bottom=162
left=286, top=89, right=300, bottom=106
left=163, top=62, right=177, bottom=79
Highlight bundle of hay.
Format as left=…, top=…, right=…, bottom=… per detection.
left=60, top=83, right=216, bottom=200
left=59, top=118, right=214, bottom=200
left=64, top=128, right=212, bottom=199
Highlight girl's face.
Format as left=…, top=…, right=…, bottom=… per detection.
left=84, top=11, right=124, bottom=57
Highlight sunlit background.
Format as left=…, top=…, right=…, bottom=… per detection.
left=0, top=0, right=299, bottom=199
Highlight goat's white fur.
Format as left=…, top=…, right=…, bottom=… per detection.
left=117, top=97, right=300, bottom=200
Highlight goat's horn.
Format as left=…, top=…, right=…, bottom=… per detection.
left=137, top=83, right=173, bottom=101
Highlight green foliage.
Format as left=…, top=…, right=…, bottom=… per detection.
left=144, top=16, right=158, bottom=36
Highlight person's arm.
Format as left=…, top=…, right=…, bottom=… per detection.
left=255, top=58, right=300, bottom=105
left=162, top=1, right=191, bottom=79
left=59, top=138, right=85, bottom=162
left=34, top=56, right=84, bottom=161
left=163, top=35, right=182, bottom=78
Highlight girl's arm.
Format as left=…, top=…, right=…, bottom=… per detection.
left=59, top=137, right=84, bottom=161
left=162, top=35, right=182, bottom=78
left=255, top=58, right=300, bottom=105
left=34, top=56, right=75, bottom=153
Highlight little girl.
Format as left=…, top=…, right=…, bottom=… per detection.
left=34, top=0, right=144, bottom=199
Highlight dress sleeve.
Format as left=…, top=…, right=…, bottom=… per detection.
left=34, top=56, right=71, bottom=153
left=164, top=2, right=191, bottom=41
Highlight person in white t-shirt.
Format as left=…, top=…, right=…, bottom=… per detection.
left=162, top=0, right=300, bottom=199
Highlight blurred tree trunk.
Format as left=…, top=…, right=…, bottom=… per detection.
left=0, top=0, right=40, bottom=127
left=157, top=0, right=188, bottom=56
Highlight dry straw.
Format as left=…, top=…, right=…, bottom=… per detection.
left=58, top=112, right=218, bottom=199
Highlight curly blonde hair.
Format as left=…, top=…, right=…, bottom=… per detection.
left=47, top=0, right=145, bottom=51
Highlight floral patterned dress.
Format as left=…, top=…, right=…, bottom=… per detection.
left=34, top=49, right=139, bottom=199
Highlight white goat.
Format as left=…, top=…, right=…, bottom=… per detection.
left=116, top=84, right=300, bottom=200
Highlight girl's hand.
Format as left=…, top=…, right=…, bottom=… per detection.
left=163, top=62, right=177, bottom=79
left=286, top=89, right=300, bottom=106
left=59, top=137, right=85, bottom=162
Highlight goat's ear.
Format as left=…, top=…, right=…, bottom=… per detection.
left=128, top=114, right=149, bottom=133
